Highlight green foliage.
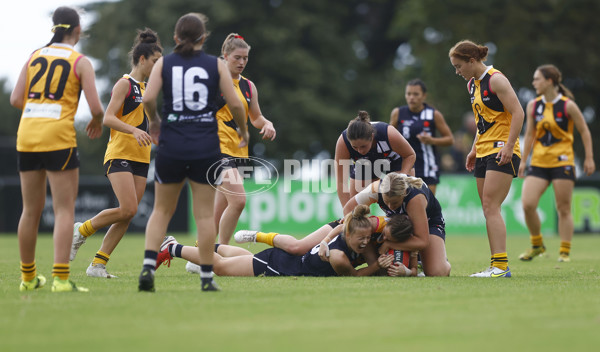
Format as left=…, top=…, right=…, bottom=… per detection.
left=0, top=79, right=21, bottom=138
left=2, top=0, right=598, bottom=173
left=1, top=234, right=600, bottom=351
left=390, top=0, right=600, bottom=158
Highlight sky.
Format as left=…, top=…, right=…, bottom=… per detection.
left=1, top=0, right=99, bottom=89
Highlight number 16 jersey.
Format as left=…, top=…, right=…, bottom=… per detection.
left=17, top=43, right=83, bottom=152
left=160, top=50, right=221, bottom=159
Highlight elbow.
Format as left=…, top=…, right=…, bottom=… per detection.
left=414, top=235, right=429, bottom=251
left=9, top=96, right=22, bottom=109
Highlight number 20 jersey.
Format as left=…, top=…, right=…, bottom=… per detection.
left=17, top=44, right=83, bottom=152
left=160, top=51, right=221, bottom=159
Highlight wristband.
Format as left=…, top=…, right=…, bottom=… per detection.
left=320, top=241, right=330, bottom=257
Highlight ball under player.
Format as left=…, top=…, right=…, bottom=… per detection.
left=340, top=173, right=451, bottom=277
left=158, top=205, right=410, bottom=277
left=518, top=64, right=595, bottom=262
left=69, top=28, right=163, bottom=278
left=11, top=6, right=104, bottom=292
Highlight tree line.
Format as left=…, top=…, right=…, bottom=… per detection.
left=2, top=0, right=598, bottom=175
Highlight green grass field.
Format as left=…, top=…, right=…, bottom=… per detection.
left=1, top=233, right=599, bottom=352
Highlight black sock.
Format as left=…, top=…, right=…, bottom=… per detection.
left=169, top=244, right=184, bottom=258
left=200, top=265, right=213, bottom=285
left=143, top=250, right=158, bottom=272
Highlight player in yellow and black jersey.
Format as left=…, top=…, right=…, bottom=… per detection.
left=68, top=29, right=163, bottom=278
left=450, top=40, right=524, bottom=278
left=213, top=35, right=277, bottom=242
left=518, top=65, right=595, bottom=263
left=10, top=7, right=104, bottom=292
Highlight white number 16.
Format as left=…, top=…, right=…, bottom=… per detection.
left=172, top=66, right=209, bottom=111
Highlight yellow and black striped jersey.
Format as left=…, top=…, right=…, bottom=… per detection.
left=529, top=94, right=574, bottom=168
left=17, top=43, right=83, bottom=152
left=104, top=75, right=150, bottom=164
left=216, top=76, right=251, bottom=157
left=468, top=66, right=521, bottom=158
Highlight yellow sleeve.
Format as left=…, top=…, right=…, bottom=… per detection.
left=371, top=216, right=387, bottom=233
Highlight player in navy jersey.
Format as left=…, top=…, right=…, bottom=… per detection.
left=137, top=13, right=248, bottom=292
left=390, top=79, right=454, bottom=195
left=341, top=173, right=451, bottom=277
left=335, top=110, right=415, bottom=208
left=156, top=205, right=416, bottom=277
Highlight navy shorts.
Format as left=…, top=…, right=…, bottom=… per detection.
left=350, top=158, right=403, bottom=180
left=104, top=159, right=149, bottom=178
left=154, top=152, right=222, bottom=185
left=429, top=222, right=446, bottom=241
left=18, top=148, right=79, bottom=171
left=527, top=165, right=575, bottom=182
left=420, top=176, right=440, bottom=186
left=474, top=153, right=520, bottom=178
left=252, top=248, right=302, bottom=277
left=220, top=154, right=251, bottom=170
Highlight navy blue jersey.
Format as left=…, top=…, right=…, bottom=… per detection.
left=342, top=122, right=403, bottom=179
left=396, top=104, right=440, bottom=180
left=159, top=50, right=221, bottom=159
left=300, top=234, right=360, bottom=276
left=252, top=234, right=359, bottom=277
left=377, top=182, right=445, bottom=227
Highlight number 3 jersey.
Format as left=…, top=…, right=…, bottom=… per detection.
left=103, top=75, right=150, bottom=164
left=17, top=43, right=83, bottom=152
left=529, top=94, right=574, bottom=168
left=160, top=50, right=221, bottom=159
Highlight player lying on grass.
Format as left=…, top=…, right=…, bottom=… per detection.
left=158, top=205, right=416, bottom=277
left=187, top=210, right=418, bottom=276
left=341, top=173, right=451, bottom=276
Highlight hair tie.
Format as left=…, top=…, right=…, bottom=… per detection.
left=233, top=35, right=244, bottom=40
left=194, top=34, right=205, bottom=43
left=51, top=24, right=71, bottom=33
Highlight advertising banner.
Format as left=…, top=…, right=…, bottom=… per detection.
left=190, top=175, right=600, bottom=237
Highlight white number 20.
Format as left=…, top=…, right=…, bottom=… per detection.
left=172, top=66, right=209, bottom=111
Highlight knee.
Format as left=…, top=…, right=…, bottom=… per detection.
left=286, top=243, right=305, bottom=256
left=119, top=205, right=138, bottom=221
left=424, top=262, right=451, bottom=277
left=480, top=201, right=499, bottom=218
left=555, top=203, right=571, bottom=218
left=228, top=196, right=247, bottom=213
left=522, top=200, right=538, bottom=214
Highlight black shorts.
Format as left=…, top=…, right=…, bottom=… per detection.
left=474, top=153, right=520, bottom=178
left=154, top=152, right=222, bottom=185
left=326, top=218, right=343, bottom=229
left=104, top=159, right=149, bottom=178
left=220, top=154, right=251, bottom=170
left=17, top=148, right=79, bottom=171
left=527, top=165, right=575, bottom=182
left=350, top=158, right=403, bottom=180
left=420, top=176, right=440, bottom=186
